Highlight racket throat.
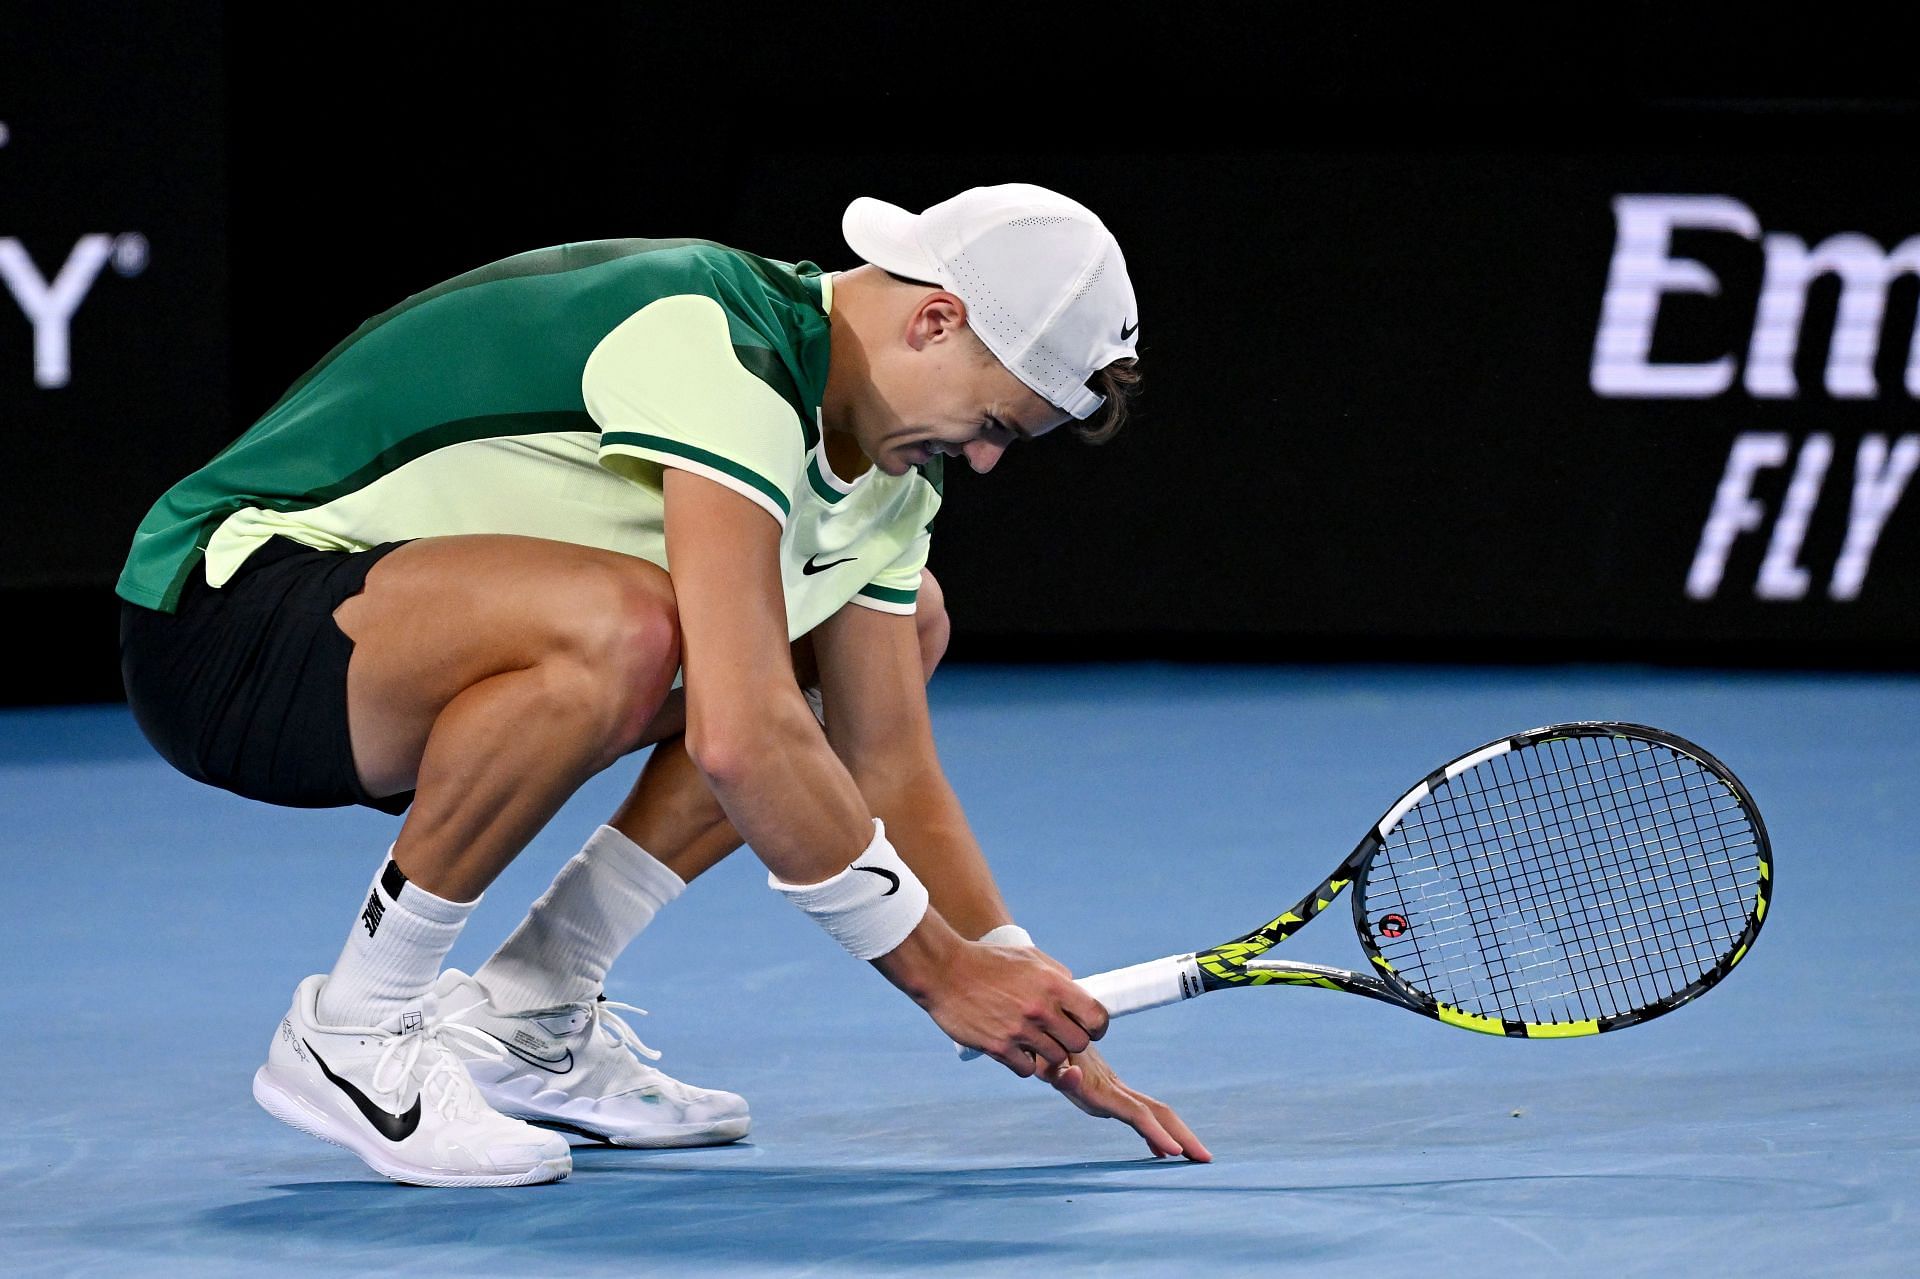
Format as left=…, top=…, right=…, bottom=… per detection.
left=1243, top=958, right=1412, bottom=1005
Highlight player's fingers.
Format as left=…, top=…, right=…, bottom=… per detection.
left=1053, top=979, right=1109, bottom=1042
left=1035, top=1004, right=1093, bottom=1057
left=1047, top=1057, right=1126, bottom=1117
left=1045, top=1061, right=1109, bottom=1117
left=1113, top=1098, right=1185, bottom=1158
left=1062, top=1073, right=1188, bottom=1159
left=987, top=1043, right=1039, bottom=1078
left=1149, top=1100, right=1213, bottom=1163
left=1019, top=1025, right=1075, bottom=1070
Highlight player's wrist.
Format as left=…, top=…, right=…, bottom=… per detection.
left=871, top=910, right=967, bottom=1002
left=769, top=818, right=930, bottom=963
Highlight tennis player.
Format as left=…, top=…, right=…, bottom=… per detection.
left=117, top=183, right=1209, bottom=1186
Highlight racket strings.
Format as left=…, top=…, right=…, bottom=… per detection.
left=1551, top=738, right=1757, bottom=1012
left=1443, top=741, right=1758, bottom=998
left=1391, top=845, right=1754, bottom=1007
left=1405, top=758, right=1748, bottom=866
left=1441, top=745, right=1744, bottom=1020
left=1365, top=734, right=1761, bottom=1025
left=1408, top=873, right=1757, bottom=972
left=1484, top=743, right=1747, bottom=1018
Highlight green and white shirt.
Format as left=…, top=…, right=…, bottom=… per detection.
left=117, top=239, right=941, bottom=635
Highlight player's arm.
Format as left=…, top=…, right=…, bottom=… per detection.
left=661, top=466, right=872, bottom=883
left=660, top=469, right=1106, bottom=1075
left=810, top=598, right=1210, bottom=1160
left=808, top=595, right=1008, bottom=937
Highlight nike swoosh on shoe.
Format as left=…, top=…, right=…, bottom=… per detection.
left=484, top=1031, right=576, bottom=1074
left=307, top=1041, right=422, bottom=1141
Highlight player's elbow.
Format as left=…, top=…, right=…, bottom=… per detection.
left=682, top=717, right=757, bottom=789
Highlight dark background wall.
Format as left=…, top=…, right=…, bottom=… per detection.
left=5, top=5, right=1917, bottom=704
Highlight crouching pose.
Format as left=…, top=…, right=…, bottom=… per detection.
left=117, top=184, right=1209, bottom=1186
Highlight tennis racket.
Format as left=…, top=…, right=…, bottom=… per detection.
left=971, top=721, right=1770, bottom=1050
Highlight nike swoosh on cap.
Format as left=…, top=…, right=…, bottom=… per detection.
left=307, top=1040, right=422, bottom=1142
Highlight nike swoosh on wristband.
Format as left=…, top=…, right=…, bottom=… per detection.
left=481, top=1032, right=576, bottom=1075
left=856, top=866, right=901, bottom=896
left=803, top=554, right=856, bottom=575
left=307, top=1040, right=422, bottom=1141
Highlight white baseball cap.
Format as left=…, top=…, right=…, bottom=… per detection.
left=842, top=183, right=1139, bottom=420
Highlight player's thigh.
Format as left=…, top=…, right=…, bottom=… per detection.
left=334, top=535, right=680, bottom=781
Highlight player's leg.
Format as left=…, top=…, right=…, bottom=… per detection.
left=442, top=572, right=951, bottom=1147
left=337, top=533, right=684, bottom=899
left=302, top=534, right=680, bottom=1022
left=246, top=533, right=682, bottom=1183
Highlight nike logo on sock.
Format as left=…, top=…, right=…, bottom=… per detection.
left=483, top=1031, right=576, bottom=1075
left=307, top=1040, right=422, bottom=1141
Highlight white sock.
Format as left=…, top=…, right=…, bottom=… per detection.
left=474, top=825, right=685, bottom=1013
left=316, top=851, right=477, bottom=1028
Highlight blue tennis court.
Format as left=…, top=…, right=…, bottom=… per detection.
left=3, top=663, right=1915, bottom=1275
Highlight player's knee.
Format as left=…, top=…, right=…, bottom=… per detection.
left=548, top=562, right=682, bottom=750
left=915, top=570, right=950, bottom=681
left=611, top=608, right=683, bottom=751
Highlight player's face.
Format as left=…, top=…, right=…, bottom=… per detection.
left=858, top=298, right=1071, bottom=477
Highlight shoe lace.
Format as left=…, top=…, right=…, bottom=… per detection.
left=370, top=1018, right=508, bottom=1122
left=591, top=997, right=663, bottom=1062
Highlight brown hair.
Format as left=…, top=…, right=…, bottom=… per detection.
left=1073, top=358, right=1140, bottom=445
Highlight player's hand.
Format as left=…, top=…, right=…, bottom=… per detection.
left=1041, top=1043, right=1213, bottom=1162
left=915, top=938, right=1109, bottom=1077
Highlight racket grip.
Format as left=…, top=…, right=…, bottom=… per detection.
left=956, top=954, right=1204, bottom=1061
left=1078, top=954, right=1206, bottom=1017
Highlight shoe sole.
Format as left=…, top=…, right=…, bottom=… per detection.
left=504, top=1111, right=752, bottom=1149
left=253, top=1067, right=571, bottom=1187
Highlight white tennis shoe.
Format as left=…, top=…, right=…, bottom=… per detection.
left=433, top=968, right=752, bottom=1148
left=251, top=974, right=572, bottom=1187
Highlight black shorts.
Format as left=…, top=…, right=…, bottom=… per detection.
left=119, top=536, right=416, bottom=815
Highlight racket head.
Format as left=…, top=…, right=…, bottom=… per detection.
left=1352, top=722, right=1771, bottom=1037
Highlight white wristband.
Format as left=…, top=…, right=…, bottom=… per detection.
left=768, top=819, right=930, bottom=961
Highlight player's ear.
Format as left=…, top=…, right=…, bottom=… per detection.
left=906, top=292, right=968, bottom=352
